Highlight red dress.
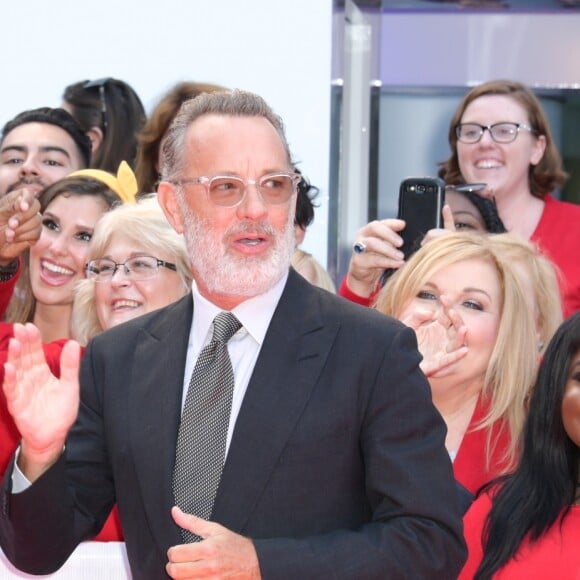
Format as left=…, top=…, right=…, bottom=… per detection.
left=0, top=323, right=123, bottom=542
left=460, top=492, right=580, bottom=579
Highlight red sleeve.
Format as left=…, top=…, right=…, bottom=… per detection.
left=0, top=323, right=18, bottom=476
left=458, top=492, right=493, bottom=579
left=0, top=259, right=21, bottom=319
left=337, top=276, right=375, bottom=307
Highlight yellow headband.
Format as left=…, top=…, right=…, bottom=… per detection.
left=68, top=160, right=138, bottom=204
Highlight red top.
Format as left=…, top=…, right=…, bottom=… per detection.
left=531, top=194, right=580, bottom=318
left=0, top=323, right=123, bottom=542
left=453, top=396, right=512, bottom=495
left=460, top=491, right=580, bottom=579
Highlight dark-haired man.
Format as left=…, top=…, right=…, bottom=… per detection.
left=0, top=107, right=91, bottom=197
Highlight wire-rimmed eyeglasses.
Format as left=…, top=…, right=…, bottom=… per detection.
left=171, top=172, right=300, bottom=207
left=455, top=122, right=537, bottom=144
left=86, top=256, right=177, bottom=282
left=83, top=78, right=111, bottom=130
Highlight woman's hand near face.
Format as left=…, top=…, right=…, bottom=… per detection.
left=346, top=218, right=406, bottom=298
left=401, top=295, right=468, bottom=378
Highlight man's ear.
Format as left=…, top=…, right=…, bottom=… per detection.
left=157, top=182, right=185, bottom=234
left=86, top=126, right=104, bottom=154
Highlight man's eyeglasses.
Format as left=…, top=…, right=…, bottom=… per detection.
left=86, top=256, right=177, bottom=282
left=171, top=172, right=300, bottom=207
left=83, top=78, right=112, bottom=130
left=455, top=122, right=537, bottom=144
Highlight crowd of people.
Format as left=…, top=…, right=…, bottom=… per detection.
left=0, top=77, right=577, bottom=579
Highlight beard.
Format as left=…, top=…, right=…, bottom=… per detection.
left=179, top=200, right=296, bottom=298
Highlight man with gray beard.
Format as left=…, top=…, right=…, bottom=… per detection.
left=0, top=90, right=466, bottom=579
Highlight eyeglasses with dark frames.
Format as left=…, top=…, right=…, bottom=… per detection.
left=83, top=78, right=112, bottom=130
left=85, top=256, right=177, bottom=282
left=171, top=172, right=300, bottom=207
left=455, top=122, right=537, bottom=144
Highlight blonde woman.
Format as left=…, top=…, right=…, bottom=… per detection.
left=375, top=232, right=562, bottom=494
left=72, top=194, right=191, bottom=344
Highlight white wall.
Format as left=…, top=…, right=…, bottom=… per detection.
left=0, top=0, right=333, bottom=265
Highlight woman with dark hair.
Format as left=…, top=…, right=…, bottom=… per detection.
left=62, top=78, right=146, bottom=173
left=445, top=188, right=507, bottom=234
left=2, top=174, right=125, bottom=341
left=459, top=312, right=580, bottom=579
left=134, top=81, right=226, bottom=192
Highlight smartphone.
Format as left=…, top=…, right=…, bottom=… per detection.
left=397, top=176, right=446, bottom=260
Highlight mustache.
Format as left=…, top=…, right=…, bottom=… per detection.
left=225, top=220, right=277, bottom=238
left=6, top=177, right=46, bottom=194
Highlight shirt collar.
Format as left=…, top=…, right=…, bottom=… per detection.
left=190, top=271, right=288, bottom=347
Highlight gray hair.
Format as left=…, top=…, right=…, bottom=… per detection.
left=160, top=89, right=293, bottom=182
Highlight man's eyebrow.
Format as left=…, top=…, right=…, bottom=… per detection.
left=0, top=144, right=72, bottom=159
left=0, top=144, right=26, bottom=155
left=39, top=145, right=71, bottom=159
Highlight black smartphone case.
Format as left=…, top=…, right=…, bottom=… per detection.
left=397, top=177, right=446, bottom=260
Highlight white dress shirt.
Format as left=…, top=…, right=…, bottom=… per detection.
left=184, top=272, right=287, bottom=454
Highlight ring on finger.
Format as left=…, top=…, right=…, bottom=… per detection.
left=353, top=241, right=367, bottom=254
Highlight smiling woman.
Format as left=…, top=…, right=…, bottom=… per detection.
left=2, top=175, right=123, bottom=342
left=439, top=80, right=580, bottom=317
left=71, top=194, right=192, bottom=344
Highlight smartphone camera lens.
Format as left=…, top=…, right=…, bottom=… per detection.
left=417, top=184, right=426, bottom=193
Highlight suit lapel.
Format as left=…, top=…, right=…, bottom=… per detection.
left=128, top=295, right=193, bottom=549
left=212, top=271, right=340, bottom=531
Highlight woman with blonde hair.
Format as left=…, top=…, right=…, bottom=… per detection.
left=72, top=194, right=192, bottom=344
left=291, top=248, right=336, bottom=293
left=375, top=232, right=562, bottom=494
